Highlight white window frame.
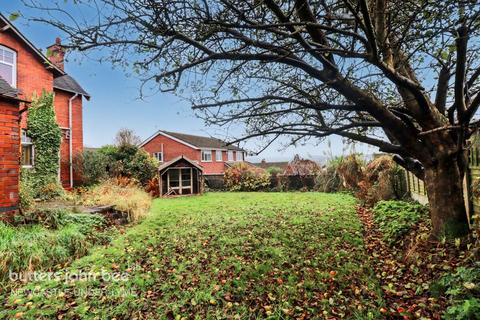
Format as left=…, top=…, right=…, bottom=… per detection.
left=201, top=150, right=212, bottom=162
left=227, top=150, right=234, bottom=161
left=0, top=45, right=17, bottom=88
left=21, top=130, right=34, bottom=168
left=236, top=151, right=242, bottom=162
left=215, top=150, right=223, bottom=162
left=153, top=151, right=163, bottom=162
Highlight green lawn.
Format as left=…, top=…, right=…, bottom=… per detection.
left=1, top=193, right=383, bottom=319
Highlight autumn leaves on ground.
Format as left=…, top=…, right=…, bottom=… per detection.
left=2, top=193, right=386, bottom=319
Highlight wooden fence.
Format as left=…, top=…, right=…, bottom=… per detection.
left=406, top=138, right=480, bottom=219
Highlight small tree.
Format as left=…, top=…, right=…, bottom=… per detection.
left=114, top=128, right=141, bottom=147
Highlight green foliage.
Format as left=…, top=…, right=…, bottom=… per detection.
left=89, top=144, right=158, bottom=186
left=266, top=166, right=282, bottom=175
left=224, top=162, right=271, bottom=191
left=74, top=149, right=109, bottom=186
left=18, top=170, right=34, bottom=212
left=0, top=213, right=109, bottom=283
left=123, top=149, right=159, bottom=185
left=0, top=193, right=384, bottom=319
left=25, top=91, right=63, bottom=199
left=433, top=263, right=480, bottom=319
left=373, top=200, right=428, bottom=246
left=315, top=157, right=344, bottom=192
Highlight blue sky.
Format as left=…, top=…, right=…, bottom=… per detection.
left=2, top=2, right=377, bottom=162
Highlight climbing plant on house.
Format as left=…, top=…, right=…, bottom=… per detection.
left=24, top=91, right=62, bottom=199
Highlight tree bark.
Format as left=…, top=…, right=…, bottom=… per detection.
left=423, top=157, right=470, bottom=239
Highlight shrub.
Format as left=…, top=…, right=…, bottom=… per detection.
left=92, top=144, right=158, bottom=186
left=79, top=179, right=152, bottom=222
left=145, top=177, right=160, bottom=197
left=315, top=157, right=344, bottom=192
left=123, top=149, right=158, bottom=185
left=373, top=200, right=428, bottom=246
left=281, top=155, right=321, bottom=191
left=357, top=155, right=406, bottom=206
left=74, top=149, right=109, bottom=186
left=224, top=163, right=270, bottom=191
left=432, top=263, right=480, bottom=319
left=336, top=154, right=364, bottom=191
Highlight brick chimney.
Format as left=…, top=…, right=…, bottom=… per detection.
left=47, top=37, right=65, bottom=71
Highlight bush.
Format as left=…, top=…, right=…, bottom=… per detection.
left=315, top=157, right=344, bottom=192
left=373, top=200, right=428, bottom=246
left=74, top=149, right=109, bottom=186
left=433, top=263, right=480, bottom=319
left=79, top=179, right=152, bottom=222
left=224, top=163, right=270, bottom=191
left=357, top=155, right=406, bottom=206
left=123, top=149, right=158, bottom=185
left=336, top=154, right=364, bottom=191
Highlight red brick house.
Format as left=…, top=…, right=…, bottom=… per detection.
left=140, top=130, right=246, bottom=186
left=0, top=14, right=89, bottom=215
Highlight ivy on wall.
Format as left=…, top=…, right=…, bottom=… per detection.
left=24, top=90, right=62, bottom=199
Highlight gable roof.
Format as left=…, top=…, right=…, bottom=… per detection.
left=140, top=130, right=245, bottom=151
left=158, top=155, right=203, bottom=172
left=0, top=13, right=64, bottom=76
left=0, top=13, right=90, bottom=99
left=54, top=75, right=90, bottom=99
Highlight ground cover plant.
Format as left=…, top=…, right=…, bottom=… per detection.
left=1, top=193, right=384, bottom=319
left=0, top=212, right=112, bottom=289
left=372, top=200, right=428, bottom=246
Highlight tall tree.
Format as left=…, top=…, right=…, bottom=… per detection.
left=24, top=0, right=480, bottom=238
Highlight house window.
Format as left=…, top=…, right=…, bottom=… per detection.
left=21, top=130, right=34, bottom=167
left=201, top=150, right=212, bottom=162
left=153, top=152, right=163, bottom=162
left=236, top=151, right=243, bottom=162
left=228, top=150, right=234, bottom=161
left=0, top=46, right=16, bottom=87
left=215, top=150, right=223, bottom=162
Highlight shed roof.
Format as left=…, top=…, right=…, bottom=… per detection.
left=158, top=155, right=204, bottom=172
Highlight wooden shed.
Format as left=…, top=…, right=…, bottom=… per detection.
left=158, top=156, right=204, bottom=196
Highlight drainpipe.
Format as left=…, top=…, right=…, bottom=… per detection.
left=68, top=93, right=79, bottom=188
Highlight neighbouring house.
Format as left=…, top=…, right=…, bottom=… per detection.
left=0, top=13, right=89, bottom=215
left=158, top=155, right=204, bottom=196
left=140, top=130, right=246, bottom=187
left=253, top=159, right=289, bottom=171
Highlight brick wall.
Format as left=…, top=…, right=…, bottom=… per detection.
left=142, top=134, right=246, bottom=175
left=0, top=99, right=20, bottom=218
left=142, top=134, right=233, bottom=175
left=54, top=90, right=83, bottom=187
left=1, top=28, right=84, bottom=188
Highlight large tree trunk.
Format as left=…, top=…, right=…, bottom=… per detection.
left=423, top=157, right=470, bottom=239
